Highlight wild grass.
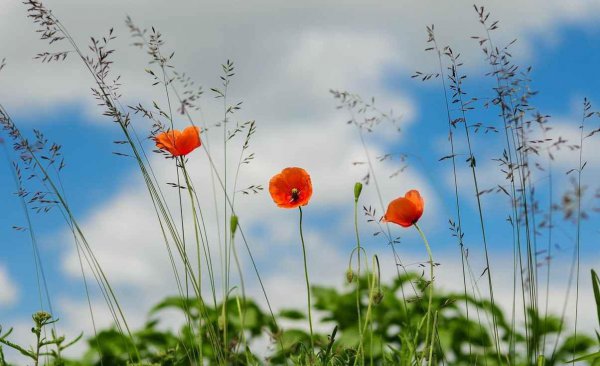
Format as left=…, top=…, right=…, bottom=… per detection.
left=0, top=1, right=600, bottom=365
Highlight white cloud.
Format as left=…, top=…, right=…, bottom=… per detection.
left=1, top=0, right=600, bottom=118
left=0, top=264, right=18, bottom=307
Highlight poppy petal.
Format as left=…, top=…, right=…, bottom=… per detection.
left=155, top=130, right=179, bottom=155
left=405, top=190, right=424, bottom=216
left=383, top=197, right=419, bottom=227
left=155, top=126, right=200, bottom=157
left=176, top=126, right=202, bottom=156
left=269, top=174, right=293, bottom=208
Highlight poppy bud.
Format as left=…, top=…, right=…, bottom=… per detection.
left=354, top=182, right=363, bottom=202
left=230, top=215, right=239, bottom=237
left=372, top=290, right=384, bottom=305
left=346, top=268, right=355, bottom=283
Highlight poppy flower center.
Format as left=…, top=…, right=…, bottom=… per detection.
left=290, top=188, right=300, bottom=202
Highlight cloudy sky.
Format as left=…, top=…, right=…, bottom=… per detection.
left=2, top=0, right=600, bottom=362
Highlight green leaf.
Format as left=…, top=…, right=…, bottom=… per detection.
left=278, top=309, right=305, bottom=320
left=592, top=269, right=600, bottom=329
left=566, top=350, right=600, bottom=363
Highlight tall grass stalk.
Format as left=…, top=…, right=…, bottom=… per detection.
left=0, top=143, right=58, bottom=361
left=473, top=9, right=547, bottom=361
left=445, top=47, right=502, bottom=361
left=0, top=144, right=53, bottom=317
left=423, top=25, right=473, bottom=359
left=0, top=104, right=139, bottom=361
left=572, top=98, right=589, bottom=362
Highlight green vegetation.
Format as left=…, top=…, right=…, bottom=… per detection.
left=2, top=273, right=599, bottom=365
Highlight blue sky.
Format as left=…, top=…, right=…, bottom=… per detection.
left=2, top=0, right=600, bottom=361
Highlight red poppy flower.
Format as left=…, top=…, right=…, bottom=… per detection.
left=383, top=189, right=424, bottom=227
left=155, top=126, right=201, bottom=157
left=269, top=167, right=313, bottom=209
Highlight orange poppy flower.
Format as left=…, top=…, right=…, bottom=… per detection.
left=155, top=126, right=201, bottom=157
left=269, top=167, right=313, bottom=209
left=383, top=189, right=424, bottom=227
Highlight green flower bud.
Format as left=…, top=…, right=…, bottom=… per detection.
left=372, top=290, right=384, bottom=305
left=32, top=311, right=52, bottom=326
left=230, top=215, right=239, bottom=237
left=354, top=182, right=363, bottom=201
left=346, top=268, right=355, bottom=283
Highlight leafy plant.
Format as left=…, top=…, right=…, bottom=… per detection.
left=0, top=312, right=81, bottom=366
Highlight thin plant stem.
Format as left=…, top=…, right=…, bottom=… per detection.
left=357, top=256, right=378, bottom=362
left=572, top=99, right=586, bottom=363
left=353, top=192, right=364, bottom=365
left=429, top=32, right=472, bottom=359
left=450, top=52, right=501, bottom=360
left=414, top=223, right=434, bottom=366
left=298, top=206, right=315, bottom=357
left=550, top=100, right=589, bottom=361
left=231, top=230, right=248, bottom=356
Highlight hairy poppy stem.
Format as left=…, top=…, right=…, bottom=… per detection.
left=298, top=206, right=315, bottom=357
left=414, top=223, right=434, bottom=366
left=353, top=183, right=365, bottom=365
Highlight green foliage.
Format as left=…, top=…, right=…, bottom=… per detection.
left=0, top=312, right=81, bottom=366
left=4, top=272, right=596, bottom=365
left=563, top=270, right=600, bottom=365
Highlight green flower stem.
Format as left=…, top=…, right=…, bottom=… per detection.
left=414, top=223, right=434, bottom=366
left=357, top=259, right=378, bottom=363
left=179, top=158, right=208, bottom=363
left=354, top=195, right=364, bottom=364
left=429, top=311, right=439, bottom=364
left=298, top=207, right=315, bottom=356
